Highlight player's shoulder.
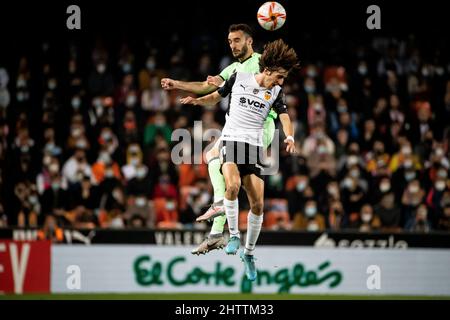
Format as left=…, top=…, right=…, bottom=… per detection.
left=233, top=71, right=254, bottom=81
left=252, top=52, right=262, bottom=59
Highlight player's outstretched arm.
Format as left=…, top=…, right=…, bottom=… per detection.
left=180, top=91, right=222, bottom=107
left=279, top=113, right=296, bottom=154
left=161, top=76, right=220, bottom=95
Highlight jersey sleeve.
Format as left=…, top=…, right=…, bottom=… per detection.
left=272, top=90, right=288, bottom=114
left=219, top=63, right=236, bottom=81
left=217, top=73, right=237, bottom=97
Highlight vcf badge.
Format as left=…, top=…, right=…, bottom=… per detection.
left=264, top=91, right=272, bottom=101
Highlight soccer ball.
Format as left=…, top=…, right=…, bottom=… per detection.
left=257, top=2, right=287, bottom=31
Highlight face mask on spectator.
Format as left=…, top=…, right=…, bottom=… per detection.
left=317, top=145, right=327, bottom=155
left=337, top=104, right=347, bottom=113
left=130, top=157, right=140, bottom=166
left=16, top=92, right=26, bottom=101
left=408, top=184, right=420, bottom=193
left=104, top=168, right=114, bottom=178
left=327, top=185, right=338, bottom=196
left=49, top=163, right=59, bottom=174
left=343, top=177, right=354, bottom=189
left=75, top=139, right=87, bottom=149
left=101, top=131, right=112, bottom=141
left=71, top=127, right=82, bottom=138
left=122, top=63, right=132, bottom=73
left=43, top=155, right=52, bottom=166
left=99, top=152, right=111, bottom=164
left=136, top=167, right=147, bottom=179
left=166, top=201, right=175, bottom=211
left=304, top=84, right=315, bottom=94
left=146, top=60, right=155, bottom=71
left=126, top=95, right=137, bottom=107
left=361, top=212, right=372, bottom=223
left=349, top=169, right=360, bottom=178
left=435, top=181, right=446, bottom=191
left=20, top=145, right=30, bottom=153
left=306, top=221, right=319, bottom=231
left=97, top=63, right=106, bottom=74
left=347, top=155, right=358, bottom=166
left=380, top=181, right=391, bottom=192
left=403, top=159, right=413, bottom=169
left=135, top=197, right=146, bottom=207
left=48, top=79, right=57, bottom=90
left=29, top=195, right=38, bottom=205
left=404, top=171, right=416, bottom=181
left=71, top=97, right=81, bottom=109
left=437, top=169, right=447, bottom=179
left=305, top=206, right=317, bottom=217
left=296, top=181, right=306, bottom=192
left=51, top=181, right=60, bottom=190
left=401, top=146, right=412, bottom=156
left=306, top=68, right=317, bottom=78
left=358, top=65, right=368, bottom=75
left=435, top=148, right=444, bottom=157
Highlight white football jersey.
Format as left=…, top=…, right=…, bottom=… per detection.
left=217, top=72, right=287, bottom=146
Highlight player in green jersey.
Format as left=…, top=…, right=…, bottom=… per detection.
left=161, top=24, right=277, bottom=255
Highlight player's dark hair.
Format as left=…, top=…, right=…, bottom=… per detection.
left=259, top=39, right=300, bottom=73
left=228, top=24, right=253, bottom=38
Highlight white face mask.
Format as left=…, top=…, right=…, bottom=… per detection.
left=403, top=159, right=413, bottom=168
left=296, top=181, right=306, bottom=192
left=380, top=182, right=391, bottom=192
left=166, top=201, right=175, bottom=210
left=71, top=97, right=81, bottom=109
left=97, top=64, right=106, bottom=74
left=306, top=222, right=319, bottom=231
left=126, top=95, right=137, bottom=107
left=305, top=206, right=317, bottom=217
left=435, top=181, right=446, bottom=191
left=43, top=155, right=52, bottom=166
left=361, top=213, right=372, bottom=223
left=409, top=185, right=420, bottom=193
left=135, top=197, right=146, bottom=207
left=136, top=167, right=147, bottom=178
left=130, top=158, right=140, bottom=166
left=347, top=156, right=358, bottom=166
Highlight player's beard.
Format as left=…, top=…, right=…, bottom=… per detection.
left=233, top=44, right=248, bottom=60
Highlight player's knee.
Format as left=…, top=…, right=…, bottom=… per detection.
left=226, top=182, right=241, bottom=198
left=250, top=201, right=264, bottom=215
left=206, top=147, right=219, bottom=162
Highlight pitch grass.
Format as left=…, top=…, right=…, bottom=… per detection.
left=1, top=293, right=450, bottom=300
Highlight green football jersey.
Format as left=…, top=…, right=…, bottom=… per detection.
left=219, top=53, right=261, bottom=81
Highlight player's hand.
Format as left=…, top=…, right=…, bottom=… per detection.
left=206, top=75, right=223, bottom=87
left=180, top=96, right=197, bottom=105
left=284, top=138, right=297, bottom=154
left=161, top=78, right=176, bottom=90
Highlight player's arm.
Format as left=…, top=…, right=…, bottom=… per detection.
left=180, top=73, right=236, bottom=107
left=161, top=78, right=218, bottom=95
left=279, top=113, right=296, bottom=153
left=180, top=91, right=222, bottom=107
left=273, top=91, right=296, bottom=154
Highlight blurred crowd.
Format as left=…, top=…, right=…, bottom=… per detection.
left=0, top=33, right=449, bottom=236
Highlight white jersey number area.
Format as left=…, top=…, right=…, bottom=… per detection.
left=218, top=72, right=287, bottom=146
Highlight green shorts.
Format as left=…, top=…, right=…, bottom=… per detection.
left=263, top=110, right=277, bottom=149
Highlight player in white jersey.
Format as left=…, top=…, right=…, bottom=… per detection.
left=180, top=39, right=299, bottom=281
left=162, top=24, right=277, bottom=256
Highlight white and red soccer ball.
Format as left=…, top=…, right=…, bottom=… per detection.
left=257, top=2, right=287, bottom=31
